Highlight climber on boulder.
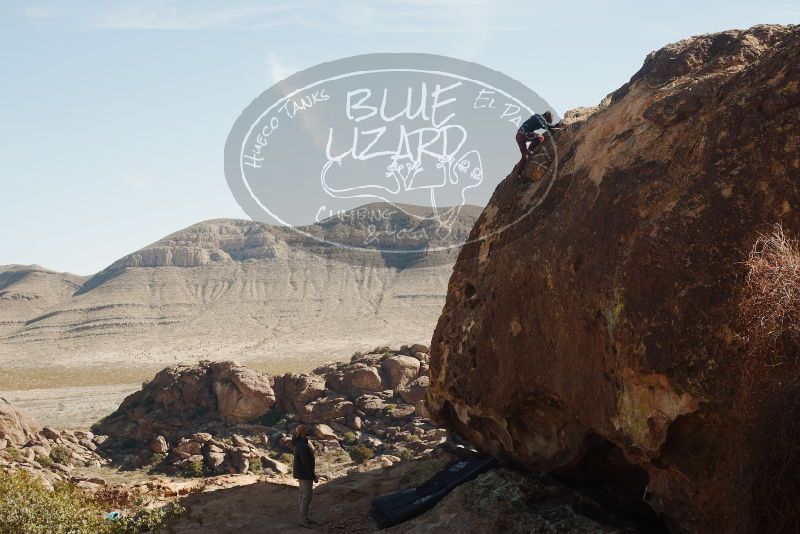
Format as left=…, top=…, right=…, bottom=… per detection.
left=514, top=110, right=560, bottom=178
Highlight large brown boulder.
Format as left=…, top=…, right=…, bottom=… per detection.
left=149, top=435, right=169, bottom=454
left=349, top=366, right=384, bottom=391
left=0, top=398, right=39, bottom=447
left=273, top=373, right=325, bottom=413
left=398, top=376, right=430, bottom=405
left=95, top=360, right=275, bottom=442
left=381, top=356, right=421, bottom=389
left=211, top=361, right=275, bottom=423
left=299, top=396, right=355, bottom=423
left=328, top=365, right=384, bottom=393
left=428, top=25, right=800, bottom=534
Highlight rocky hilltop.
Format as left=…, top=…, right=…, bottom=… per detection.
left=428, top=25, right=799, bottom=533
left=0, top=204, right=479, bottom=387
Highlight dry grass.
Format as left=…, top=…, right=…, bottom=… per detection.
left=741, top=224, right=800, bottom=357
left=0, top=367, right=156, bottom=391
left=736, top=224, right=800, bottom=534
left=0, top=356, right=345, bottom=391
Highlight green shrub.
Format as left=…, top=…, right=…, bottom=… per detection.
left=0, top=470, right=185, bottom=534
left=249, top=457, right=263, bottom=472
left=0, top=470, right=105, bottom=533
left=6, top=448, right=22, bottom=461
left=180, top=458, right=205, bottom=478
left=408, top=435, right=421, bottom=442
left=342, top=432, right=358, bottom=445
left=35, top=455, right=53, bottom=468
left=273, top=452, right=293, bottom=465
left=267, top=450, right=294, bottom=465
left=108, top=504, right=185, bottom=534
left=147, top=453, right=165, bottom=466
left=398, top=448, right=415, bottom=461
left=259, top=409, right=296, bottom=428
left=279, top=413, right=296, bottom=427
left=348, top=444, right=375, bottom=463
left=49, top=446, right=72, bottom=466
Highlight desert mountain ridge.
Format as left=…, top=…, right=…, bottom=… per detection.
left=0, top=264, right=87, bottom=338
left=0, top=203, right=481, bottom=396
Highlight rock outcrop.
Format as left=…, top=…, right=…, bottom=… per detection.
left=212, top=362, right=276, bottom=422
left=1, top=401, right=109, bottom=489
left=272, top=373, right=326, bottom=413
left=382, top=355, right=422, bottom=389
left=95, top=361, right=276, bottom=442
left=428, top=25, right=800, bottom=533
left=389, top=468, right=625, bottom=533
left=0, top=398, right=40, bottom=447
left=93, top=345, right=461, bottom=477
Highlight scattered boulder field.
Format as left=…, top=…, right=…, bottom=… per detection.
left=0, top=346, right=657, bottom=533
left=92, top=344, right=449, bottom=478
left=1, top=397, right=109, bottom=490
left=1, top=345, right=460, bottom=493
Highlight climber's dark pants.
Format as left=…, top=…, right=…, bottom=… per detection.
left=515, top=130, right=544, bottom=175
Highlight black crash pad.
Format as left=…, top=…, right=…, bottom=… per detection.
left=371, top=455, right=497, bottom=528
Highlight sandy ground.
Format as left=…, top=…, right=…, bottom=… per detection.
left=2, top=383, right=141, bottom=429
left=172, top=456, right=452, bottom=534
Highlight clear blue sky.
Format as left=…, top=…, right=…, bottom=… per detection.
left=1, top=0, right=797, bottom=275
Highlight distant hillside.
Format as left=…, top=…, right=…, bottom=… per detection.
left=0, top=265, right=86, bottom=337
left=0, top=203, right=480, bottom=378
